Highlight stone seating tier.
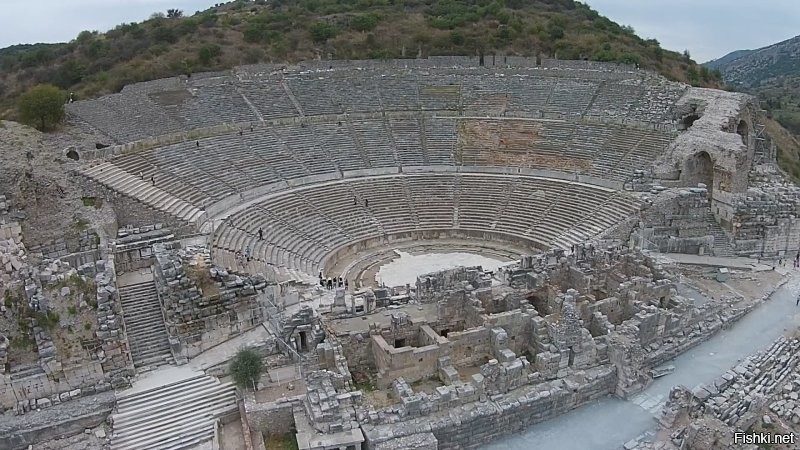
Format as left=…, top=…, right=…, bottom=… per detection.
left=210, top=174, right=639, bottom=282
left=67, top=61, right=687, bottom=143
left=92, top=118, right=671, bottom=209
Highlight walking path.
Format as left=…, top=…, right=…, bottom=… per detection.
left=484, top=273, right=800, bottom=449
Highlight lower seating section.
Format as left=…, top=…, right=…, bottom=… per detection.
left=210, top=174, right=639, bottom=281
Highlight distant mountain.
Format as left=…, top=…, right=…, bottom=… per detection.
left=704, top=35, right=800, bottom=88
left=0, top=0, right=720, bottom=116
left=703, top=49, right=754, bottom=71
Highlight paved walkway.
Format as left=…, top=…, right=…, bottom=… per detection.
left=484, top=273, right=800, bottom=450
left=650, top=252, right=778, bottom=271
left=188, top=325, right=272, bottom=371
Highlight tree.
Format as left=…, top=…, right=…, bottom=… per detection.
left=310, top=23, right=338, bottom=43
left=230, top=348, right=263, bottom=390
left=167, top=9, right=184, bottom=19
left=17, top=84, right=66, bottom=131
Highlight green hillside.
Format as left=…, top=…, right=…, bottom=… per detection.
left=0, top=0, right=721, bottom=117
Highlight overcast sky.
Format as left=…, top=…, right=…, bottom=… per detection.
left=0, top=0, right=797, bottom=62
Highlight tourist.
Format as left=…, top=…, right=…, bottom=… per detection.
left=353, top=197, right=357, bottom=206
left=139, top=171, right=144, bottom=180
left=338, top=276, right=343, bottom=287
left=364, top=199, right=369, bottom=207
left=150, top=175, right=155, bottom=186
left=327, top=278, right=332, bottom=290
left=344, top=279, right=349, bottom=290
left=196, top=141, right=200, bottom=148
left=258, top=227, right=264, bottom=240
left=245, top=245, right=251, bottom=262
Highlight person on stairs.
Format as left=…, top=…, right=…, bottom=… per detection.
left=258, top=227, right=264, bottom=241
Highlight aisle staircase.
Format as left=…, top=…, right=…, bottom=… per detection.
left=707, top=217, right=735, bottom=257
left=119, top=281, right=173, bottom=369
left=111, top=374, right=237, bottom=450
left=80, top=162, right=206, bottom=226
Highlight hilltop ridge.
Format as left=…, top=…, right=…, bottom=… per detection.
left=0, top=0, right=720, bottom=116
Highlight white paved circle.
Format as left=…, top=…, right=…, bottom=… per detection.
left=375, top=250, right=507, bottom=287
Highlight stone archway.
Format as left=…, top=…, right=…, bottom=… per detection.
left=736, top=120, right=749, bottom=145
left=683, top=151, right=714, bottom=195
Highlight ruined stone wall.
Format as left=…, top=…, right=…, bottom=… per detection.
left=338, top=330, right=375, bottom=372
left=484, top=309, right=533, bottom=357
left=362, top=366, right=616, bottom=450
left=730, top=181, right=800, bottom=257
left=447, top=327, right=492, bottom=368
left=640, top=188, right=715, bottom=255
left=372, top=335, right=441, bottom=386
left=0, top=391, right=116, bottom=450
left=152, top=244, right=267, bottom=359
left=244, top=393, right=302, bottom=434
left=416, top=266, right=486, bottom=304
left=0, top=256, right=132, bottom=412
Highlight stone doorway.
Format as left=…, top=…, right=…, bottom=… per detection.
left=683, top=151, right=714, bottom=196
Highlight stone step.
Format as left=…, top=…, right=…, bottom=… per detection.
left=114, top=385, right=234, bottom=433
left=114, top=419, right=217, bottom=450
left=118, top=280, right=173, bottom=368
left=116, top=375, right=212, bottom=405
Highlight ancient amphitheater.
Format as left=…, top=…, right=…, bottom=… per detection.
left=3, top=56, right=800, bottom=450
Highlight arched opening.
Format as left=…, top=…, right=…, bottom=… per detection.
left=683, top=151, right=714, bottom=195
left=677, top=113, right=700, bottom=131
left=65, top=150, right=80, bottom=161
left=736, top=120, right=749, bottom=145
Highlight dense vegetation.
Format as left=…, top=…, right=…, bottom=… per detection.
left=0, top=0, right=721, bottom=117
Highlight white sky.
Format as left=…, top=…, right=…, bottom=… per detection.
left=0, top=0, right=797, bottom=62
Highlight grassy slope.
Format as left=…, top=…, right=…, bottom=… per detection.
left=766, top=117, right=800, bottom=183
left=0, top=0, right=721, bottom=117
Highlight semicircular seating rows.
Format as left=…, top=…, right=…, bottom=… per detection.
left=72, top=60, right=683, bottom=281
left=68, top=59, right=687, bottom=144
left=210, top=174, right=639, bottom=282
left=80, top=117, right=670, bottom=222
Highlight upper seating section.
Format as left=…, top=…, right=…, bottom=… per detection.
left=98, top=117, right=671, bottom=206
left=67, top=58, right=687, bottom=143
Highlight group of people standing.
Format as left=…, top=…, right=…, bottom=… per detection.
left=320, top=271, right=347, bottom=290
